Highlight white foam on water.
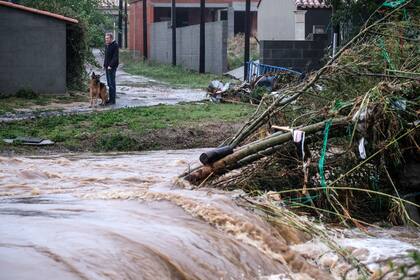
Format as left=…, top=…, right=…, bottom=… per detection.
left=338, top=237, right=417, bottom=263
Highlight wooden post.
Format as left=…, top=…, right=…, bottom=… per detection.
left=143, top=0, right=148, bottom=59
left=118, top=0, right=123, bottom=47
left=172, top=0, right=176, bottom=66
left=199, top=0, right=205, bottom=73
left=244, top=0, right=251, bottom=80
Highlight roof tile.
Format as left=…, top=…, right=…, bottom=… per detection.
left=295, top=0, right=330, bottom=9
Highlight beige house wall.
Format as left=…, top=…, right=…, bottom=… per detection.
left=257, top=0, right=296, bottom=41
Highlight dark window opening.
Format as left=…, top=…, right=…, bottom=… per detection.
left=153, top=7, right=225, bottom=28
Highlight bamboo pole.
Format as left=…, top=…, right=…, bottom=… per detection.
left=186, top=117, right=349, bottom=184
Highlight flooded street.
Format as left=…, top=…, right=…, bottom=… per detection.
left=1, top=150, right=419, bottom=279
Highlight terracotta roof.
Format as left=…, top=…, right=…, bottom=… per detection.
left=295, top=0, right=330, bottom=9
left=0, top=1, right=78, bottom=24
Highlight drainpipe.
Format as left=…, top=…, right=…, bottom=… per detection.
left=113, top=22, right=116, bottom=41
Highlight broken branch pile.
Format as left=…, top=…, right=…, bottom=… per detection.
left=184, top=0, right=420, bottom=226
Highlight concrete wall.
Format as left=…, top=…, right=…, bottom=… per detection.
left=260, top=33, right=328, bottom=72
left=257, top=0, right=295, bottom=41
left=0, top=6, right=67, bottom=95
left=227, top=6, right=234, bottom=38
left=129, top=0, right=260, bottom=54
left=150, top=20, right=227, bottom=74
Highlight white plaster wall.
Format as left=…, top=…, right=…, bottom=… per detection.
left=257, top=0, right=296, bottom=41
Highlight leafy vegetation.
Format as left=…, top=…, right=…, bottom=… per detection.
left=329, top=0, right=397, bottom=41
left=22, top=0, right=112, bottom=47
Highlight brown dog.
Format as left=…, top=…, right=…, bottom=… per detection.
left=89, top=72, right=108, bottom=107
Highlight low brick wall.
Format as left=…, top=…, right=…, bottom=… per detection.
left=260, top=34, right=329, bottom=73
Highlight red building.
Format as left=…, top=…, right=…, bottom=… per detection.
left=128, top=0, right=258, bottom=56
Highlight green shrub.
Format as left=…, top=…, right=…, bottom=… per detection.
left=98, top=133, right=138, bottom=151
left=15, top=89, right=39, bottom=99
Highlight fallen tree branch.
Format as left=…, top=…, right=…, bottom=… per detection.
left=185, top=117, right=349, bottom=184
left=227, top=0, right=414, bottom=148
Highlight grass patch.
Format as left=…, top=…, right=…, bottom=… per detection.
left=121, top=51, right=230, bottom=89
left=0, top=102, right=254, bottom=152
left=0, top=91, right=88, bottom=115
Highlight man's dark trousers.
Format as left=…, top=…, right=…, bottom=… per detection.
left=104, top=40, right=119, bottom=104
left=106, top=68, right=117, bottom=104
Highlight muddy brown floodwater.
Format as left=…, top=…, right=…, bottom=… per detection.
left=0, top=150, right=419, bottom=280
left=0, top=150, right=322, bottom=280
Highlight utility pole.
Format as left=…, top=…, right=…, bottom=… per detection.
left=143, top=0, right=148, bottom=59
left=199, top=0, right=205, bottom=73
left=124, top=0, right=128, bottom=49
left=172, top=0, right=176, bottom=66
left=244, top=0, right=250, bottom=80
left=118, top=0, right=123, bottom=47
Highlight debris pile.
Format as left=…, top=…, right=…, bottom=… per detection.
left=207, top=69, right=301, bottom=104
left=187, top=0, right=420, bottom=227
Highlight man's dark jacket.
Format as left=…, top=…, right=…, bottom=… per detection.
left=104, top=41, right=119, bottom=69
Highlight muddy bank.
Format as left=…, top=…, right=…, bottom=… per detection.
left=0, top=122, right=242, bottom=156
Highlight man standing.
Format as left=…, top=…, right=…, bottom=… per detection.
left=104, top=33, right=119, bottom=105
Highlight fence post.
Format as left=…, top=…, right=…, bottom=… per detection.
left=172, top=0, right=176, bottom=66
left=243, top=0, right=251, bottom=79
left=143, top=0, right=148, bottom=59
left=199, top=0, right=205, bottom=73
left=118, top=0, right=123, bottom=47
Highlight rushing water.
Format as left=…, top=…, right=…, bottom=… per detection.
left=0, top=150, right=419, bottom=280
